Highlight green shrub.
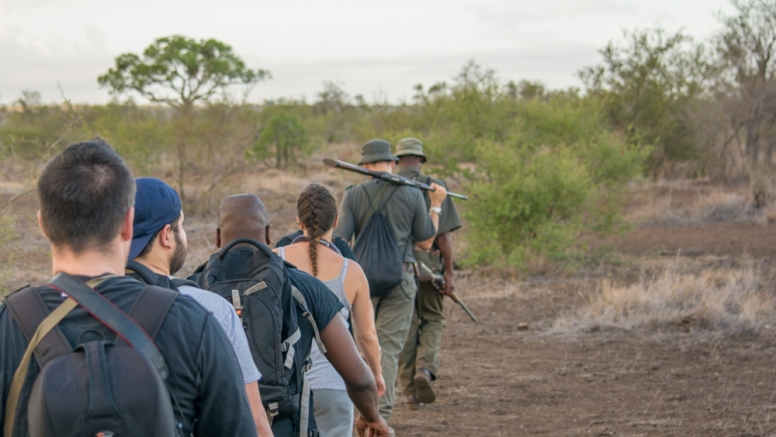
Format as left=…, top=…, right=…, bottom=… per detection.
left=249, top=112, right=311, bottom=168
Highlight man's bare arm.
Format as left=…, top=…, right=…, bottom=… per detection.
left=416, top=183, right=447, bottom=251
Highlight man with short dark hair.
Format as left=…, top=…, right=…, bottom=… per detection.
left=197, top=194, right=390, bottom=437
left=127, top=177, right=272, bottom=437
left=394, top=138, right=462, bottom=409
left=334, top=139, right=447, bottom=426
left=0, top=139, right=256, bottom=437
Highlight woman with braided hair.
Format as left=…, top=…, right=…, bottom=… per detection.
left=274, top=183, right=385, bottom=437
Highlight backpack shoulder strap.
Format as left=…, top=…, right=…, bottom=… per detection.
left=47, top=273, right=171, bottom=380
left=358, top=184, right=398, bottom=231
left=4, top=287, right=73, bottom=368
left=128, top=285, right=179, bottom=341
left=3, top=296, right=78, bottom=437
left=290, top=285, right=327, bottom=354
left=289, top=284, right=324, bottom=437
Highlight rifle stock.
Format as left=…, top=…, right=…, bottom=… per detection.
left=323, top=158, right=468, bottom=200
left=416, top=262, right=477, bottom=322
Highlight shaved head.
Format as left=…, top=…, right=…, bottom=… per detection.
left=217, top=194, right=272, bottom=247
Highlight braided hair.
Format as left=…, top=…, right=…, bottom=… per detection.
left=296, top=184, right=338, bottom=277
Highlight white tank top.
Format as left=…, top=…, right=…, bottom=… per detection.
left=278, top=246, right=351, bottom=391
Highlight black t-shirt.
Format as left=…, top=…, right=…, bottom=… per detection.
left=0, top=275, right=256, bottom=437
left=264, top=265, right=344, bottom=437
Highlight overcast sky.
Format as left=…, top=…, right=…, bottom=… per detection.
left=0, top=0, right=735, bottom=105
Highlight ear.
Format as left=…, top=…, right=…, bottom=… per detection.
left=120, top=207, right=135, bottom=243
left=37, top=210, right=48, bottom=239
left=297, top=217, right=305, bottom=231
left=333, top=214, right=339, bottom=230
left=265, top=224, right=272, bottom=247
left=158, top=224, right=175, bottom=249
left=215, top=228, right=222, bottom=248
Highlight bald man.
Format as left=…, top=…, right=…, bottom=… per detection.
left=192, top=194, right=389, bottom=437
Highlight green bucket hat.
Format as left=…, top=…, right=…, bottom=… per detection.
left=395, top=137, right=426, bottom=163
left=358, top=139, right=398, bottom=164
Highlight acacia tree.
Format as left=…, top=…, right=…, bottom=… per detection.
left=250, top=113, right=308, bottom=169
left=98, top=35, right=268, bottom=199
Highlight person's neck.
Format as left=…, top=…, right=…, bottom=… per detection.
left=302, top=228, right=334, bottom=242
left=50, top=241, right=127, bottom=278
left=367, top=163, right=392, bottom=174
left=223, top=233, right=267, bottom=247
left=134, top=253, right=171, bottom=276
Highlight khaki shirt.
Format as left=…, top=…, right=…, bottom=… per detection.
left=397, top=166, right=462, bottom=236
left=335, top=179, right=436, bottom=263
left=397, top=166, right=463, bottom=273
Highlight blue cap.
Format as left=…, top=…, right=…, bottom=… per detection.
left=129, top=178, right=182, bottom=260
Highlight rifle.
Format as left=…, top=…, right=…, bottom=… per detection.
left=323, top=158, right=469, bottom=200
left=415, top=262, right=477, bottom=322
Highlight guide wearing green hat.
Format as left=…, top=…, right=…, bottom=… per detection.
left=395, top=137, right=462, bottom=411
left=357, top=139, right=399, bottom=164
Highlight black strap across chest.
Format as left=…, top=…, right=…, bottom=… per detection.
left=359, top=183, right=400, bottom=232
left=5, top=274, right=178, bottom=379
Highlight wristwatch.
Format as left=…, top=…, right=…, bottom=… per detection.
left=429, top=206, right=442, bottom=214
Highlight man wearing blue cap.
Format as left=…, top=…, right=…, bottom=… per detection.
left=335, top=139, right=447, bottom=429
left=127, top=177, right=272, bottom=437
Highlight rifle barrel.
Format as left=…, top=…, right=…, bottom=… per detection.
left=323, top=159, right=468, bottom=200
left=450, top=291, right=478, bottom=322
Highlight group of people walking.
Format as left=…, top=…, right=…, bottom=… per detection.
left=0, top=135, right=460, bottom=437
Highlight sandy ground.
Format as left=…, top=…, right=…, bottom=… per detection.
left=2, top=170, right=776, bottom=436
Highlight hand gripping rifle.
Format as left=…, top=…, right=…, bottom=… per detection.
left=415, top=262, right=477, bottom=322
left=323, top=158, right=469, bottom=200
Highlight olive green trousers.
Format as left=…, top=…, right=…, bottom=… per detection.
left=371, top=269, right=417, bottom=421
left=398, top=280, right=445, bottom=395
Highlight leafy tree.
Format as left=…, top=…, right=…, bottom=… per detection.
left=580, top=28, right=708, bottom=177
left=98, top=35, right=268, bottom=199
left=250, top=113, right=309, bottom=169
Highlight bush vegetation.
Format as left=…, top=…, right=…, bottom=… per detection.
left=4, top=0, right=776, bottom=269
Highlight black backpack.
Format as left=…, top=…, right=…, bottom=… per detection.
left=125, top=259, right=198, bottom=291
left=190, top=238, right=325, bottom=432
left=353, top=185, right=404, bottom=298
left=3, top=273, right=180, bottom=437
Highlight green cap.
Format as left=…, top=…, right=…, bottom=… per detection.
left=358, top=139, right=398, bottom=164
left=395, top=137, right=426, bottom=162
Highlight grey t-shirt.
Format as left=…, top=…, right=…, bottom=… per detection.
left=335, top=179, right=436, bottom=263
left=178, top=284, right=262, bottom=384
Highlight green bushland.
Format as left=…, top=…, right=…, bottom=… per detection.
left=0, top=63, right=649, bottom=270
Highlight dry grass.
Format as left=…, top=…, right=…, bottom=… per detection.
left=553, top=257, right=776, bottom=334
left=625, top=181, right=771, bottom=226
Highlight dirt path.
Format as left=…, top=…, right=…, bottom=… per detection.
left=4, top=177, right=776, bottom=436
left=389, top=280, right=776, bottom=436
left=388, top=219, right=776, bottom=436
